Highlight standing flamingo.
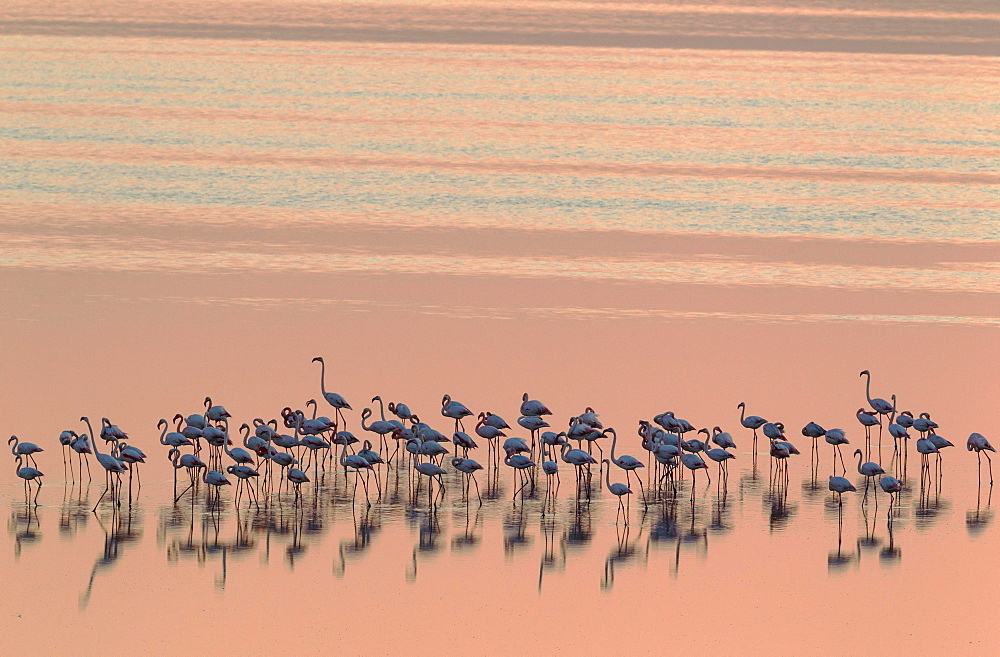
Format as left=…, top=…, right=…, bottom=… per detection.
left=505, top=451, right=536, bottom=500
left=441, top=395, right=473, bottom=432
left=519, top=393, right=552, bottom=417
left=81, top=417, right=127, bottom=512
left=602, top=459, right=632, bottom=524
left=737, top=402, right=767, bottom=452
left=680, top=453, right=710, bottom=499
left=967, top=432, right=995, bottom=484
left=854, top=449, right=885, bottom=500
left=312, top=356, right=352, bottom=428
left=168, top=448, right=206, bottom=502
left=8, top=436, right=43, bottom=469
left=824, top=428, right=850, bottom=475
left=414, top=461, right=447, bottom=504
left=607, top=428, right=646, bottom=505
left=14, top=455, right=43, bottom=505
left=204, top=397, right=231, bottom=423
left=829, top=476, right=856, bottom=502
left=451, top=457, right=484, bottom=505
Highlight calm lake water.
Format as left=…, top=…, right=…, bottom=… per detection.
left=1, top=0, right=998, bottom=654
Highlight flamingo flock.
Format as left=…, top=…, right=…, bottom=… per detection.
left=8, top=363, right=994, bottom=533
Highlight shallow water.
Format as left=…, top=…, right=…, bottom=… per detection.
left=1, top=0, right=999, bottom=653
left=3, top=431, right=997, bottom=655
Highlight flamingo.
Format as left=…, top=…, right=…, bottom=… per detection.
left=684, top=429, right=710, bottom=454
left=518, top=415, right=550, bottom=455
left=312, top=356, right=352, bottom=428
left=578, top=407, right=603, bottom=429
left=801, top=422, right=826, bottom=456
left=361, top=408, right=396, bottom=453
left=680, top=453, right=710, bottom=498
left=704, top=447, right=735, bottom=483
left=854, top=449, right=885, bottom=500
left=204, top=397, right=231, bottom=423
left=505, top=451, right=535, bottom=500
left=859, top=370, right=895, bottom=416
left=824, top=428, right=849, bottom=475
left=769, top=440, right=791, bottom=485
left=482, top=412, right=511, bottom=430
left=225, top=426, right=257, bottom=466
left=14, top=455, right=43, bottom=506
left=441, top=395, right=473, bottom=432
left=202, top=468, right=231, bottom=506
left=168, top=448, right=206, bottom=502
left=916, top=437, right=939, bottom=469
left=829, top=476, right=856, bottom=502
left=451, top=457, right=484, bottom=505
left=226, top=465, right=261, bottom=508
left=888, top=422, right=909, bottom=452
left=762, top=422, right=785, bottom=441
left=115, top=442, right=146, bottom=493
left=81, top=417, right=128, bottom=512
left=370, top=396, right=402, bottom=457
left=967, top=432, right=995, bottom=484
left=879, top=475, right=902, bottom=504
left=341, top=442, right=377, bottom=505
left=287, top=468, right=309, bottom=499
left=452, top=432, right=477, bottom=459
left=927, top=431, right=953, bottom=475
left=737, top=402, right=767, bottom=451
left=560, top=441, right=598, bottom=487
left=357, top=440, right=384, bottom=467
left=607, top=428, right=646, bottom=505
left=475, top=415, right=506, bottom=441
left=388, top=401, right=415, bottom=423
left=856, top=408, right=880, bottom=453
left=58, top=430, right=76, bottom=479
left=912, top=413, right=938, bottom=437
left=414, top=461, right=447, bottom=504
left=158, top=418, right=192, bottom=449
left=602, top=459, right=632, bottom=524
left=8, top=436, right=43, bottom=468
left=503, top=436, right=531, bottom=455
left=100, top=418, right=128, bottom=444
left=710, top=427, right=737, bottom=450
left=539, top=442, right=560, bottom=498
left=519, top=393, right=551, bottom=417
left=70, top=433, right=93, bottom=482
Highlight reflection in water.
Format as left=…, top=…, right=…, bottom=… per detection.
left=4, top=435, right=993, bottom=607
left=966, top=482, right=993, bottom=537
left=601, top=522, right=646, bottom=592
left=9, top=505, right=42, bottom=560
left=79, top=506, right=143, bottom=610
left=828, top=494, right=856, bottom=574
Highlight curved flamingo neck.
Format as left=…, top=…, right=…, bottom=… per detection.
left=318, top=358, right=328, bottom=397
left=608, top=430, right=618, bottom=462
left=83, top=418, right=101, bottom=457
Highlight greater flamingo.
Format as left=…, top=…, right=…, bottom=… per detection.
left=312, top=356, right=352, bottom=428
left=602, top=459, right=632, bottom=524
left=967, top=432, right=995, bottom=484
